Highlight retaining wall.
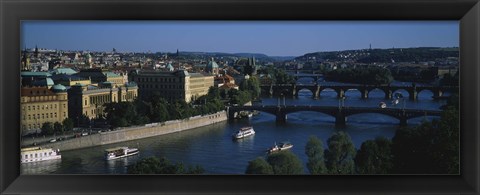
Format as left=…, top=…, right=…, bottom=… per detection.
left=41, top=111, right=227, bottom=151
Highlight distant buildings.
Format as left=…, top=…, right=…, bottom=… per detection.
left=129, top=70, right=214, bottom=103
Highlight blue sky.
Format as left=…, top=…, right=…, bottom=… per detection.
left=21, top=21, right=458, bottom=56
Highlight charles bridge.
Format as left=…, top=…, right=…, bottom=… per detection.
left=260, top=83, right=457, bottom=100
left=227, top=105, right=443, bottom=127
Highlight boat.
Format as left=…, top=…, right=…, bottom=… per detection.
left=392, top=99, right=399, bottom=105
left=267, top=142, right=293, bottom=154
left=232, top=126, right=255, bottom=139
left=379, top=102, right=387, bottom=108
left=104, top=146, right=139, bottom=160
left=21, top=147, right=61, bottom=163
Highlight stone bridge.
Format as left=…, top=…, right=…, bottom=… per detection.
left=260, top=84, right=457, bottom=101
left=228, top=105, right=442, bottom=127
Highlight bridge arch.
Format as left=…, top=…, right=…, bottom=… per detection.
left=344, top=89, right=362, bottom=98
left=417, top=89, right=434, bottom=100
left=284, top=111, right=336, bottom=123
left=344, top=112, right=402, bottom=124
left=319, top=87, right=338, bottom=98
left=296, top=88, right=315, bottom=98
left=391, top=89, right=411, bottom=99
left=368, top=88, right=386, bottom=98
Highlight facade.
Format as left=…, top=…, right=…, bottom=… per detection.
left=130, top=70, right=214, bottom=103
left=20, top=85, right=68, bottom=135
left=74, top=69, right=124, bottom=87
left=68, top=82, right=138, bottom=120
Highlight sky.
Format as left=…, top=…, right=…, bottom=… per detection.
left=21, top=21, right=459, bottom=57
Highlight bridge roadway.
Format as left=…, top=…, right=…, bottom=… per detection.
left=228, top=105, right=442, bottom=127
left=260, top=83, right=457, bottom=100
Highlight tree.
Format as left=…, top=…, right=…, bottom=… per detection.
left=305, top=136, right=327, bottom=174
left=53, top=122, right=63, bottom=134
left=267, top=151, right=304, bottom=174
left=392, top=120, right=441, bottom=174
left=41, top=122, right=54, bottom=135
left=355, top=137, right=393, bottom=174
left=324, top=131, right=356, bottom=174
left=245, top=157, right=274, bottom=174
left=127, top=157, right=204, bottom=174
left=62, top=118, right=74, bottom=132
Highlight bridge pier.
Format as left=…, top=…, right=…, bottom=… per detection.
left=360, top=89, right=369, bottom=99
left=335, top=112, right=346, bottom=127
left=408, top=90, right=417, bottom=101
left=399, top=118, right=408, bottom=126
left=385, top=90, right=392, bottom=99
left=337, top=89, right=345, bottom=98
left=276, top=112, right=287, bottom=123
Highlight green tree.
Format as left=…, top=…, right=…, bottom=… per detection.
left=62, top=118, right=74, bottom=132
left=245, top=157, right=274, bottom=174
left=355, top=137, right=393, bottom=174
left=53, top=122, right=63, bottom=134
left=41, top=122, right=54, bottom=135
left=305, top=136, right=327, bottom=174
left=267, top=151, right=304, bottom=174
left=324, top=131, right=356, bottom=174
left=127, top=157, right=204, bottom=174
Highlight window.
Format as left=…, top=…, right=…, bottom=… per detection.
left=33, top=106, right=35, bottom=111
left=55, top=113, right=57, bottom=118
left=25, top=155, right=28, bottom=159
left=50, top=113, right=53, bottom=118
left=28, top=115, right=31, bottom=120
left=28, top=106, right=30, bottom=110
left=42, top=114, right=44, bottom=119
left=85, top=99, right=87, bottom=105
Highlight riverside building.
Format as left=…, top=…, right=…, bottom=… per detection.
left=67, top=82, right=138, bottom=120
left=20, top=85, right=69, bottom=135
left=129, top=70, right=214, bottom=103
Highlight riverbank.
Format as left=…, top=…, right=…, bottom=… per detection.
left=36, top=111, right=227, bottom=151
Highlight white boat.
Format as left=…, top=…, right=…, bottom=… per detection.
left=232, top=126, right=255, bottom=139
left=267, top=142, right=293, bottom=154
left=392, top=99, right=399, bottom=105
left=21, top=147, right=61, bottom=163
left=379, top=102, right=387, bottom=109
left=104, top=147, right=139, bottom=160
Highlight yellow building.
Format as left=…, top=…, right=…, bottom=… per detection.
left=67, top=82, right=138, bottom=120
left=20, top=85, right=68, bottom=135
left=129, top=70, right=214, bottom=103
left=74, top=69, right=124, bottom=87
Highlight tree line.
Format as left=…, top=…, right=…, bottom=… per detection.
left=324, top=66, right=394, bottom=85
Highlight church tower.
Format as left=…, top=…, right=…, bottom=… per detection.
left=21, top=48, right=31, bottom=71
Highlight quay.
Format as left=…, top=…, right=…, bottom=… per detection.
left=37, top=111, right=227, bottom=151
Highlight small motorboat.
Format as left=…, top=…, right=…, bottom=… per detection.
left=267, top=142, right=293, bottom=154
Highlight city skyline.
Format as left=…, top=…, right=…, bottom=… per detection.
left=22, top=21, right=459, bottom=56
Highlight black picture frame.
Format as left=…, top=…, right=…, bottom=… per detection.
left=1, top=0, right=479, bottom=194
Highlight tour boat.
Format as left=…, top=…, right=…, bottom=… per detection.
left=232, top=126, right=255, bottom=139
left=267, top=142, right=293, bottom=154
left=104, top=147, right=139, bottom=160
left=379, top=102, right=387, bottom=108
left=21, top=147, right=61, bottom=163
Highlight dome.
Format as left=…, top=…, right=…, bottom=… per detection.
left=52, top=84, right=67, bottom=92
left=206, top=58, right=219, bottom=73
left=166, top=63, right=174, bottom=71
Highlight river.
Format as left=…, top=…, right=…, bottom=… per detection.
left=21, top=80, right=449, bottom=174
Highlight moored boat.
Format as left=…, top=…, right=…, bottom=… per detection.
left=267, top=142, right=293, bottom=154
left=21, top=147, right=61, bottom=163
left=232, top=126, right=255, bottom=139
left=105, top=147, right=139, bottom=160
